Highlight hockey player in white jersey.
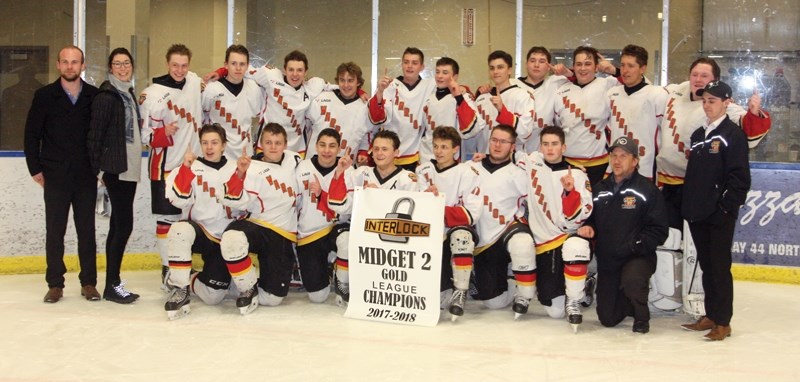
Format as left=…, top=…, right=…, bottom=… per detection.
left=327, top=130, right=419, bottom=304
left=517, top=126, right=593, bottom=331
left=513, top=46, right=571, bottom=153
left=605, top=45, right=669, bottom=180
left=139, top=44, right=203, bottom=290
left=295, top=128, right=351, bottom=304
left=209, top=50, right=327, bottom=156
left=218, top=123, right=300, bottom=315
left=368, top=47, right=437, bottom=171
left=469, top=50, right=536, bottom=154
left=419, top=57, right=478, bottom=163
left=657, top=57, right=770, bottom=229
left=416, top=126, right=482, bottom=320
left=470, top=125, right=536, bottom=318
left=306, top=62, right=373, bottom=162
left=163, top=124, right=244, bottom=320
left=202, top=44, right=264, bottom=161
left=554, top=46, right=621, bottom=186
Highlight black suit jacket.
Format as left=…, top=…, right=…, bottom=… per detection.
left=24, top=78, right=98, bottom=183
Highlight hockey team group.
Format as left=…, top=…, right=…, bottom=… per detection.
left=25, top=42, right=771, bottom=342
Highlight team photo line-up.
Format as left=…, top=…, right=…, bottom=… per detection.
left=25, top=41, right=771, bottom=340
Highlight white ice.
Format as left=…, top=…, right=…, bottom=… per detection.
left=1, top=272, right=797, bottom=382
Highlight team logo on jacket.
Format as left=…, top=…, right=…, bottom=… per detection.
left=709, top=140, right=720, bottom=154
left=622, top=196, right=636, bottom=209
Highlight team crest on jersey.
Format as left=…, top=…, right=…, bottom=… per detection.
left=408, top=173, right=418, bottom=182
left=138, top=93, right=147, bottom=105
left=709, top=140, right=720, bottom=154
left=622, top=196, right=636, bottom=209
left=585, top=180, right=592, bottom=192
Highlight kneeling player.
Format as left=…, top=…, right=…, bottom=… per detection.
left=219, top=123, right=300, bottom=314
left=296, top=129, right=351, bottom=304
left=328, top=130, right=419, bottom=305
left=517, top=126, right=593, bottom=332
left=416, top=126, right=482, bottom=320
left=472, top=125, right=536, bottom=318
left=163, top=124, right=243, bottom=320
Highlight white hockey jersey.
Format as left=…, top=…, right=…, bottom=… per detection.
left=327, top=165, right=418, bottom=216
left=419, top=88, right=479, bottom=163
left=221, top=158, right=298, bottom=242
left=139, top=72, right=203, bottom=180
left=416, top=160, right=482, bottom=228
left=305, top=89, right=374, bottom=160
left=656, top=81, right=770, bottom=185
left=295, top=156, right=343, bottom=246
left=202, top=78, right=264, bottom=161
left=471, top=85, right=536, bottom=154
left=472, top=158, right=528, bottom=250
left=165, top=158, right=243, bottom=240
left=606, top=83, right=669, bottom=179
left=368, top=76, right=436, bottom=166
left=513, top=75, right=570, bottom=152
left=516, top=152, right=593, bottom=253
left=246, top=65, right=326, bottom=155
left=554, top=76, right=619, bottom=168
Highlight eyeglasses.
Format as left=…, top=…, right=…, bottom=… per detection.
left=111, top=61, right=132, bottom=68
left=490, top=137, right=514, bottom=145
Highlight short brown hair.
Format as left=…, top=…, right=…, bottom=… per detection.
left=284, top=50, right=308, bottom=70
left=689, top=57, right=721, bottom=80
left=225, top=44, right=249, bottom=63
left=432, top=126, right=461, bottom=148
left=540, top=125, right=565, bottom=145
left=199, top=123, right=226, bottom=143
left=166, top=44, right=192, bottom=62
left=374, top=130, right=400, bottom=150
left=492, top=124, right=517, bottom=141
left=573, top=46, right=599, bottom=65
left=526, top=46, right=551, bottom=63
left=621, top=44, right=648, bottom=67
left=261, top=122, right=287, bottom=142
left=335, top=62, right=364, bottom=88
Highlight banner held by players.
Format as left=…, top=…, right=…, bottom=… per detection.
left=345, top=188, right=445, bottom=327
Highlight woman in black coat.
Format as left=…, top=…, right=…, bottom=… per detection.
left=87, top=47, right=142, bottom=304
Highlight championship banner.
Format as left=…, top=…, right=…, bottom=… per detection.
left=345, top=188, right=445, bottom=327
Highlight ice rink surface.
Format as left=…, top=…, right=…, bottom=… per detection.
left=1, top=272, right=797, bottom=382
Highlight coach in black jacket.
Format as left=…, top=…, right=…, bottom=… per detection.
left=578, top=137, right=667, bottom=334
left=24, top=46, right=99, bottom=303
left=681, top=81, right=750, bottom=341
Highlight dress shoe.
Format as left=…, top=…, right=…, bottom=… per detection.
left=704, top=325, right=732, bottom=341
left=681, top=316, right=715, bottom=331
left=632, top=320, right=650, bottom=334
left=81, top=285, right=101, bottom=301
left=43, top=287, right=63, bottom=303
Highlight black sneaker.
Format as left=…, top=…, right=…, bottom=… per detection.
left=633, top=320, right=650, bottom=334
left=103, top=280, right=139, bottom=304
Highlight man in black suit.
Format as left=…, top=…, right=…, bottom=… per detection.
left=24, top=45, right=99, bottom=303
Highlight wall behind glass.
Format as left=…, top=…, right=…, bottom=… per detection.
left=0, top=0, right=72, bottom=150
left=378, top=0, right=509, bottom=91
left=241, top=0, right=372, bottom=89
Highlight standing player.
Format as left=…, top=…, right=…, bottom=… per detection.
left=605, top=44, right=669, bottom=180
left=416, top=126, right=482, bottom=320
left=327, top=130, right=419, bottom=305
left=419, top=57, right=479, bottom=162
left=554, top=46, right=619, bottom=186
left=657, top=57, right=769, bottom=229
left=295, top=129, right=351, bottom=304
left=218, top=123, right=299, bottom=315
left=306, top=62, right=373, bottom=162
left=513, top=46, right=571, bottom=152
left=139, top=44, right=203, bottom=289
left=368, top=47, right=437, bottom=170
left=162, top=124, right=243, bottom=320
left=471, top=125, right=536, bottom=318
left=202, top=44, right=264, bottom=161
left=469, top=50, right=536, bottom=154
left=517, top=126, right=593, bottom=332
left=210, top=50, right=327, bottom=156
